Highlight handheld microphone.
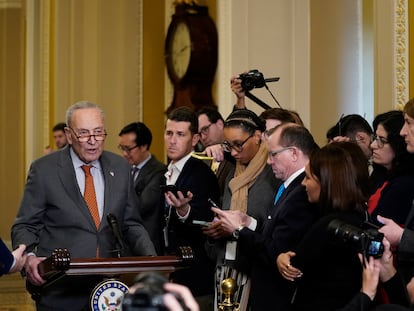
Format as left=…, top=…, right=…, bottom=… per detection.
left=107, top=213, right=125, bottom=257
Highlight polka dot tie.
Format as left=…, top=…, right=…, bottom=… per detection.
left=81, top=165, right=100, bottom=229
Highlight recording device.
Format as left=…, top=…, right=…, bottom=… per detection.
left=160, top=185, right=187, bottom=198
left=239, top=69, right=280, bottom=92
left=238, top=69, right=281, bottom=109
left=192, top=220, right=210, bottom=227
left=122, top=272, right=189, bottom=311
left=208, top=198, right=219, bottom=208
left=327, top=219, right=384, bottom=259
left=107, top=213, right=125, bottom=257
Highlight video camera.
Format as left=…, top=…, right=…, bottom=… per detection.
left=327, top=219, right=384, bottom=259
left=122, top=272, right=189, bottom=311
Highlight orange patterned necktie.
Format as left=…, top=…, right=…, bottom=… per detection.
left=81, top=165, right=101, bottom=229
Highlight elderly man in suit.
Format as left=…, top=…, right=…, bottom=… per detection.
left=212, top=123, right=319, bottom=310
left=118, top=122, right=166, bottom=255
left=12, top=101, right=155, bottom=311
left=164, top=107, right=220, bottom=311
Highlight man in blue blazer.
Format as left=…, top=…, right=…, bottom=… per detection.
left=12, top=101, right=155, bottom=311
left=0, top=239, right=26, bottom=276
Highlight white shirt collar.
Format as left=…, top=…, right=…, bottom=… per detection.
left=283, top=167, right=305, bottom=189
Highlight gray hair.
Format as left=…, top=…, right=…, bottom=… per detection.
left=66, top=101, right=105, bottom=127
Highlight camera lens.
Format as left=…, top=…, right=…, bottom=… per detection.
left=327, top=219, right=384, bottom=259
left=239, top=70, right=265, bottom=91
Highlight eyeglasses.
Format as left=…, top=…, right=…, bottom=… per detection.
left=118, top=144, right=139, bottom=153
left=268, top=147, right=294, bottom=158
left=221, top=135, right=253, bottom=153
left=69, top=127, right=107, bottom=143
left=371, top=134, right=389, bottom=148
left=199, top=123, right=213, bottom=135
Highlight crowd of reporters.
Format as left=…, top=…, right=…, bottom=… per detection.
left=2, top=72, right=414, bottom=311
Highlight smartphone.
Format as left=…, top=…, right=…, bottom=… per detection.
left=192, top=220, right=210, bottom=227
left=208, top=198, right=219, bottom=208
left=160, top=185, right=187, bottom=198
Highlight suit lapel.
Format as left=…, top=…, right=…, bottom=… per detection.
left=272, top=172, right=305, bottom=216
left=174, top=157, right=194, bottom=188
left=135, top=157, right=153, bottom=188
left=100, top=152, right=117, bottom=221
left=57, top=148, right=96, bottom=227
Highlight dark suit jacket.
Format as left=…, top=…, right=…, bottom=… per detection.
left=291, top=211, right=365, bottom=311
left=166, top=156, right=220, bottom=297
left=0, top=238, right=13, bottom=276
left=238, top=172, right=318, bottom=311
left=134, top=155, right=166, bottom=255
left=11, top=147, right=155, bottom=310
left=397, top=199, right=414, bottom=283
left=370, top=175, right=414, bottom=226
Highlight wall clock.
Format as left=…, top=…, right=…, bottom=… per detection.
left=165, top=2, right=218, bottom=113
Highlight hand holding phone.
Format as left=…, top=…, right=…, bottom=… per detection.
left=208, top=198, right=219, bottom=208
left=192, top=220, right=210, bottom=227
left=160, top=185, right=187, bottom=198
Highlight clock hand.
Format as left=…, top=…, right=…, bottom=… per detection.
left=172, top=44, right=191, bottom=57
left=178, top=45, right=190, bottom=53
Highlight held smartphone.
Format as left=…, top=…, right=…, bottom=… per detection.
left=208, top=198, right=219, bottom=208
left=192, top=220, right=210, bottom=227
left=160, top=185, right=187, bottom=198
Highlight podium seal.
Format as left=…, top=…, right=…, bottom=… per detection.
left=90, top=279, right=129, bottom=311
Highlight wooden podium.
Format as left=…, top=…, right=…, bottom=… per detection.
left=28, top=247, right=193, bottom=297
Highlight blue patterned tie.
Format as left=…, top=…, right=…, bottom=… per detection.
left=131, top=166, right=139, bottom=182
left=274, top=184, right=285, bottom=204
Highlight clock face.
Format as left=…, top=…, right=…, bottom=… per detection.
left=169, top=22, right=191, bottom=80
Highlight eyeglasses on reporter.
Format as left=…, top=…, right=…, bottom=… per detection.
left=221, top=134, right=253, bottom=153
left=199, top=123, right=213, bottom=136
left=371, top=134, right=389, bottom=148
left=268, top=146, right=294, bottom=158
left=118, top=144, right=139, bottom=153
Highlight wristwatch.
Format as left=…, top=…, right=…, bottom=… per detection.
left=232, top=225, right=245, bottom=239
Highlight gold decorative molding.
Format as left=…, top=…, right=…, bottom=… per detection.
left=137, top=0, right=143, bottom=120
left=216, top=0, right=233, bottom=117
left=40, top=0, right=51, bottom=145
left=0, top=0, right=21, bottom=9
left=394, top=0, right=408, bottom=110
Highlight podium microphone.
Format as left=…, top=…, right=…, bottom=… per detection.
left=107, top=213, right=125, bottom=257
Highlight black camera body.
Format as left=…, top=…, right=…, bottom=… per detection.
left=327, top=219, right=384, bottom=259
left=122, top=272, right=188, bottom=311
left=239, top=69, right=266, bottom=91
